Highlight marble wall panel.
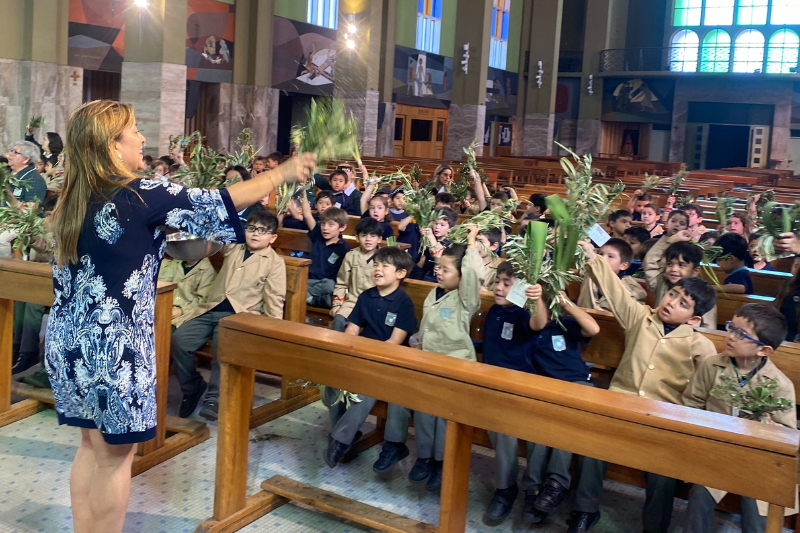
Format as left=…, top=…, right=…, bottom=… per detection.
left=0, top=59, right=24, bottom=150
left=55, top=65, right=83, bottom=138
left=576, top=118, right=602, bottom=157
left=522, top=112, right=555, bottom=156
left=558, top=119, right=578, bottom=153
left=205, top=83, right=278, bottom=155
left=510, top=115, right=525, bottom=156
left=445, top=103, right=486, bottom=160
left=376, top=102, right=395, bottom=157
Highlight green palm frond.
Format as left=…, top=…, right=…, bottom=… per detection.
left=715, top=196, right=736, bottom=230
left=710, top=374, right=794, bottom=422
left=674, top=194, right=695, bottom=209
left=0, top=202, right=45, bottom=259
left=667, top=165, right=688, bottom=196
left=171, top=131, right=231, bottom=189
left=28, top=116, right=44, bottom=128
left=0, top=164, right=29, bottom=205
left=641, top=173, right=668, bottom=193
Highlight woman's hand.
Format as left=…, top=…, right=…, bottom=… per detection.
left=775, top=232, right=800, bottom=255
left=279, top=153, right=316, bottom=184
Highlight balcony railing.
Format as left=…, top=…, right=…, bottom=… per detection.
left=558, top=51, right=584, bottom=73
left=599, top=48, right=679, bottom=72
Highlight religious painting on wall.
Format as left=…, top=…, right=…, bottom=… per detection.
left=68, top=0, right=125, bottom=72
left=486, top=67, right=518, bottom=117
left=602, top=78, right=675, bottom=124
left=273, top=17, right=337, bottom=96
left=186, top=0, right=235, bottom=83
left=393, top=45, right=453, bottom=109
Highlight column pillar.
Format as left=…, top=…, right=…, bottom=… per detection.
left=510, top=0, right=533, bottom=157
left=518, top=0, right=563, bottom=156
left=444, top=0, right=493, bottom=160
left=206, top=0, right=279, bottom=154
left=120, top=0, right=188, bottom=157
left=0, top=0, right=78, bottom=149
left=334, top=0, right=394, bottom=157
left=375, top=0, right=397, bottom=157
left=575, top=0, right=629, bottom=156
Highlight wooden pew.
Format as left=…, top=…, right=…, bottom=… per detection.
left=273, top=227, right=409, bottom=257
left=0, top=258, right=209, bottom=476
left=197, top=316, right=799, bottom=533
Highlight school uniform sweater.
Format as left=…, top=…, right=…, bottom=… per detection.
left=173, top=244, right=286, bottom=327
left=417, top=247, right=483, bottom=361
left=585, top=254, right=717, bottom=404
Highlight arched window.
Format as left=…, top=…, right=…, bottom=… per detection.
left=701, top=29, right=732, bottom=71
left=307, top=0, right=339, bottom=29
left=767, top=29, right=800, bottom=72
left=733, top=29, right=765, bottom=72
left=704, top=0, right=735, bottom=25
left=737, top=0, right=769, bottom=24
left=771, top=0, right=800, bottom=25
left=670, top=30, right=700, bottom=71
left=489, top=0, right=510, bottom=69
left=416, top=0, right=442, bottom=54
left=674, top=0, right=703, bottom=26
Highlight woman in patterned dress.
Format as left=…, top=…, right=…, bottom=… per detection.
left=45, top=100, right=314, bottom=532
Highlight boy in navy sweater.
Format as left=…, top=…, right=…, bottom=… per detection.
left=483, top=262, right=600, bottom=524
left=303, top=207, right=350, bottom=308
left=715, top=232, right=754, bottom=294
left=323, top=247, right=417, bottom=467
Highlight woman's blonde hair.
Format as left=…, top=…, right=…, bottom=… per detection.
left=431, top=164, right=453, bottom=190
left=52, top=100, right=139, bottom=266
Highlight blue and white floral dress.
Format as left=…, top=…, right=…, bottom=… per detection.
left=45, top=179, right=245, bottom=444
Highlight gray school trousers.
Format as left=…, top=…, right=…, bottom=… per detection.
left=331, top=314, right=349, bottom=332
left=684, top=485, right=765, bottom=533
left=324, top=387, right=377, bottom=446
left=488, top=433, right=572, bottom=491
left=170, top=310, right=234, bottom=401
left=489, top=380, right=593, bottom=491
left=573, top=457, right=677, bottom=533
left=307, top=278, right=335, bottom=307
left=385, top=404, right=445, bottom=461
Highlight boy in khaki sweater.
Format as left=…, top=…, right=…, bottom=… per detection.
left=330, top=218, right=382, bottom=331
left=158, top=257, right=217, bottom=326
left=682, top=303, right=796, bottom=533
left=170, top=210, right=286, bottom=421
left=643, top=230, right=718, bottom=329
left=567, top=240, right=717, bottom=533
left=578, top=238, right=646, bottom=311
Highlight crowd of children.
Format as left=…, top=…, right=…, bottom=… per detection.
left=5, top=139, right=800, bottom=533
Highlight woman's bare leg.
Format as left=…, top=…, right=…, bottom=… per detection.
left=70, top=428, right=95, bottom=532
left=70, top=428, right=136, bottom=533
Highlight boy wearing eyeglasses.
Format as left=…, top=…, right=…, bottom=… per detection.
left=170, top=210, right=286, bottom=421
left=568, top=240, right=718, bottom=533
left=682, top=304, right=796, bottom=533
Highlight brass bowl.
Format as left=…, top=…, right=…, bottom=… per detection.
left=165, top=230, right=223, bottom=261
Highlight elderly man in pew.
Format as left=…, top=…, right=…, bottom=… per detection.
left=569, top=240, right=717, bottom=533
left=170, top=211, right=286, bottom=421
left=683, top=303, right=796, bottom=533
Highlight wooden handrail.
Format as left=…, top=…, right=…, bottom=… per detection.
left=202, top=314, right=799, bottom=532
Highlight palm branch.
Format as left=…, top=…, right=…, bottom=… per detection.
left=0, top=202, right=45, bottom=259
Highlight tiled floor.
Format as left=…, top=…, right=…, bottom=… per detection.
left=0, top=372, right=780, bottom=533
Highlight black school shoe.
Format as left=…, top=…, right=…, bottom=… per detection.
left=534, top=477, right=568, bottom=513
left=179, top=381, right=207, bottom=418
left=198, top=400, right=219, bottom=421
left=373, top=442, right=409, bottom=473
left=408, top=458, right=434, bottom=483
left=11, top=352, right=38, bottom=375
left=485, top=485, right=519, bottom=521
left=425, top=460, right=444, bottom=492
left=522, top=487, right=548, bottom=524
left=325, top=438, right=351, bottom=468
left=567, top=511, right=601, bottom=533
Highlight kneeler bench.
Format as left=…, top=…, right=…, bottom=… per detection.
left=0, top=258, right=207, bottom=476
left=195, top=315, right=799, bottom=533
